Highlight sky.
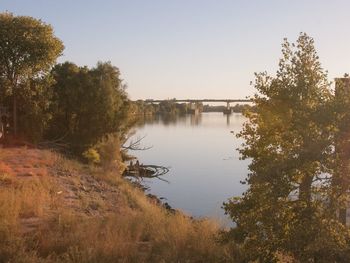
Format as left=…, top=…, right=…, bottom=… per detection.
left=2, top=0, right=350, bottom=100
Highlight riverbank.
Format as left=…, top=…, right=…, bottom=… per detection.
left=0, top=147, right=238, bottom=262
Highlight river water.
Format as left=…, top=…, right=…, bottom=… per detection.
left=130, top=112, right=249, bottom=224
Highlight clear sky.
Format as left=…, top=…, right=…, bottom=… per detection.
left=2, top=0, right=350, bottom=100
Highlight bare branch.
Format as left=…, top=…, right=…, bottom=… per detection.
left=122, top=135, right=152, bottom=151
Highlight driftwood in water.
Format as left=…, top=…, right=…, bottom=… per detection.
left=124, top=162, right=170, bottom=182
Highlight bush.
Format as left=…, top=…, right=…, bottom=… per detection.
left=82, top=148, right=100, bottom=165
left=94, top=133, right=127, bottom=174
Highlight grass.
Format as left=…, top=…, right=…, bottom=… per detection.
left=0, top=148, right=238, bottom=262
left=32, top=209, right=236, bottom=262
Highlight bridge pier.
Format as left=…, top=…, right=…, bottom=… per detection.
left=223, top=101, right=232, bottom=115
left=188, top=102, right=200, bottom=115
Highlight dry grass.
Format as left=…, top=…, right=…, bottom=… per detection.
left=33, top=195, right=236, bottom=262
left=0, top=148, right=58, bottom=220
left=0, top=147, right=237, bottom=263
left=0, top=147, right=56, bottom=177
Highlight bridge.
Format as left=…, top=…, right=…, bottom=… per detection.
left=140, top=98, right=252, bottom=114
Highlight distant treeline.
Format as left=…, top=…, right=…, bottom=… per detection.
left=130, top=100, right=203, bottom=115
left=203, top=103, right=254, bottom=113
left=130, top=100, right=254, bottom=115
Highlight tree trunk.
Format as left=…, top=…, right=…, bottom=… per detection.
left=339, top=206, right=347, bottom=225
left=334, top=78, right=350, bottom=225
left=299, top=174, right=313, bottom=205
left=13, top=91, right=17, bottom=136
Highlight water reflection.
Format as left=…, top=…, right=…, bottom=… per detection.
left=226, top=114, right=230, bottom=126
left=136, top=113, right=203, bottom=127
left=190, top=114, right=202, bottom=126
left=131, top=112, right=249, bottom=223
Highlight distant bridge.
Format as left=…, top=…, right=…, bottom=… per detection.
left=137, top=98, right=252, bottom=114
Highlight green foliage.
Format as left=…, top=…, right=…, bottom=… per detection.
left=0, top=12, right=64, bottom=138
left=47, top=62, right=130, bottom=154
left=15, top=76, right=55, bottom=142
left=94, top=133, right=126, bottom=173
left=158, top=100, right=178, bottom=114
left=0, top=13, right=132, bottom=172
left=224, top=33, right=350, bottom=262
left=332, top=78, right=350, bottom=225
left=82, top=148, right=100, bottom=165
left=202, top=103, right=254, bottom=113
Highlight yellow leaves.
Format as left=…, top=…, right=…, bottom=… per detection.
left=82, top=148, right=100, bottom=165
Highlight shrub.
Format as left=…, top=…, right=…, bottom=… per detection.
left=95, top=133, right=126, bottom=174
left=82, top=148, right=100, bottom=165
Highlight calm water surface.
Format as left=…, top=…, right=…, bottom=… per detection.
left=131, top=112, right=249, bottom=223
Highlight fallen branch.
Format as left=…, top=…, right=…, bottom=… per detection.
left=124, top=164, right=170, bottom=182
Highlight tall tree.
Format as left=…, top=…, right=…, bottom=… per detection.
left=224, top=33, right=350, bottom=262
left=48, top=62, right=130, bottom=154
left=0, top=12, right=64, bottom=136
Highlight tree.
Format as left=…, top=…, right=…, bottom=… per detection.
left=47, top=62, right=130, bottom=154
left=332, top=77, right=350, bottom=226
left=224, top=33, right=350, bottom=262
left=0, top=12, right=64, bottom=137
